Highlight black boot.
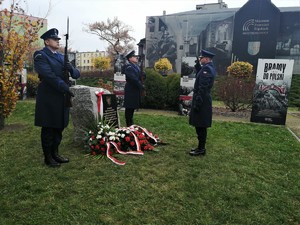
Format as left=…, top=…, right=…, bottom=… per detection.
left=52, top=146, right=69, bottom=163
left=43, top=148, right=60, bottom=167
left=189, top=148, right=206, bottom=156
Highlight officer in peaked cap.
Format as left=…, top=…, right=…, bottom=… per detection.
left=33, top=28, right=80, bottom=167
left=199, top=49, right=215, bottom=59
left=123, top=49, right=145, bottom=127
left=40, top=28, right=61, bottom=40
left=189, top=49, right=216, bottom=157
left=125, top=50, right=138, bottom=60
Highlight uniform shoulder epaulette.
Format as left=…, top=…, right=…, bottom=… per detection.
left=34, top=53, right=43, bottom=59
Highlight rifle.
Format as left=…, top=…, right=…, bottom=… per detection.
left=64, top=17, right=72, bottom=107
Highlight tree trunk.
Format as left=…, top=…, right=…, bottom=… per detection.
left=0, top=115, right=4, bottom=130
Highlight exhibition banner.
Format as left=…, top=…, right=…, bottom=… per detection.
left=250, top=58, right=294, bottom=125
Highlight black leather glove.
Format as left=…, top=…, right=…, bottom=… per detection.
left=193, top=104, right=201, bottom=112
left=66, top=61, right=73, bottom=72
left=67, top=89, right=74, bottom=97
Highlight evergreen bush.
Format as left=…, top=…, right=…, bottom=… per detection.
left=165, top=74, right=180, bottom=110
left=289, top=74, right=300, bottom=108
left=142, top=69, right=167, bottom=109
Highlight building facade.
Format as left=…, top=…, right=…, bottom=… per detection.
left=144, top=0, right=300, bottom=75
left=75, top=50, right=106, bottom=71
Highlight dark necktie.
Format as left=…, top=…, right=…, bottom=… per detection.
left=54, top=53, right=60, bottom=61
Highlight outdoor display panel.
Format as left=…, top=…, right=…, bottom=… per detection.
left=114, top=72, right=126, bottom=108
left=250, top=59, right=294, bottom=125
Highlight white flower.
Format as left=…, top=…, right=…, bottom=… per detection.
left=96, top=134, right=102, bottom=139
left=108, top=131, right=115, bottom=136
left=121, top=134, right=125, bottom=138
left=109, top=136, right=115, bottom=141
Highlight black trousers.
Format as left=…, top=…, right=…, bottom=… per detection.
left=41, top=127, right=64, bottom=149
left=195, top=127, right=207, bottom=150
left=125, top=108, right=135, bottom=127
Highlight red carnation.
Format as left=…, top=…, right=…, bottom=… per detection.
left=130, top=141, right=135, bottom=146
left=125, top=136, right=130, bottom=142
left=139, top=134, right=144, bottom=139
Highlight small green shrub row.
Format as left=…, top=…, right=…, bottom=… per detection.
left=26, top=70, right=299, bottom=111
left=79, top=69, right=114, bottom=80
left=76, top=70, right=114, bottom=87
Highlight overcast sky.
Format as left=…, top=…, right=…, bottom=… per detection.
left=1, top=0, right=300, bottom=52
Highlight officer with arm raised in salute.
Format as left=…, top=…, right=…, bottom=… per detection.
left=189, top=49, right=216, bottom=156
left=34, top=28, right=80, bottom=167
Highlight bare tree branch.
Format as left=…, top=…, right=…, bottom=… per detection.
left=84, top=17, right=135, bottom=55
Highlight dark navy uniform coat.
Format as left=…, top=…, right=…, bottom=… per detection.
left=123, top=62, right=145, bottom=109
left=189, top=62, right=216, bottom=128
left=33, top=47, right=80, bottom=129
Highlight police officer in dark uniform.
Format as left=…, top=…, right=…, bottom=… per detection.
left=34, top=28, right=80, bottom=167
left=189, top=50, right=216, bottom=156
left=123, top=50, right=145, bottom=127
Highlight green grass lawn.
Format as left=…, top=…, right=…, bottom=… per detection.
left=0, top=100, right=299, bottom=225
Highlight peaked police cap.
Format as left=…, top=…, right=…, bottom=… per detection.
left=199, top=49, right=215, bottom=58
left=40, top=28, right=61, bottom=40
left=125, top=50, right=138, bottom=60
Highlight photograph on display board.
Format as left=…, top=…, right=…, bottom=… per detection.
left=178, top=57, right=198, bottom=116
left=250, top=59, right=294, bottom=125
left=102, top=94, right=119, bottom=128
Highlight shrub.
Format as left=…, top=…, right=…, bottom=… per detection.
left=79, top=69, right=114, bottom=80
left=216, top=61, right=255, bottom=111
left=289, top=74, right=300, bottom=109
left=154, top=58, right=172, bottom=75
left=142, top=69, right=167, bottom=109
left=216, top=76, right=255, bottom=111
left=77, top=69, right=114, bottom=87
left=165, top=74, right=180, bottom=110
left=26, top=73, right=39, bottom=98
left=227, top=61, right=253, bottom=78
left=98, top=79, right=113, bottom=93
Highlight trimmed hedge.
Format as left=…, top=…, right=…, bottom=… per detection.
left=141, top=69, right=167, bottom=109
left=60, top=70, right=300, bottom=111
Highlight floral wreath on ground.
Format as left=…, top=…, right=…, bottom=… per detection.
left=84, top=121, right=160, bottom=165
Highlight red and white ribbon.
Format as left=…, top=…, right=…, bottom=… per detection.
left=110, top=141, right=144, bottom=155
left=106, top=142, right=126, bottom=166
left=95, top=89, right=104, bottom=118
left=132, top=125, right=158, bottom=143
